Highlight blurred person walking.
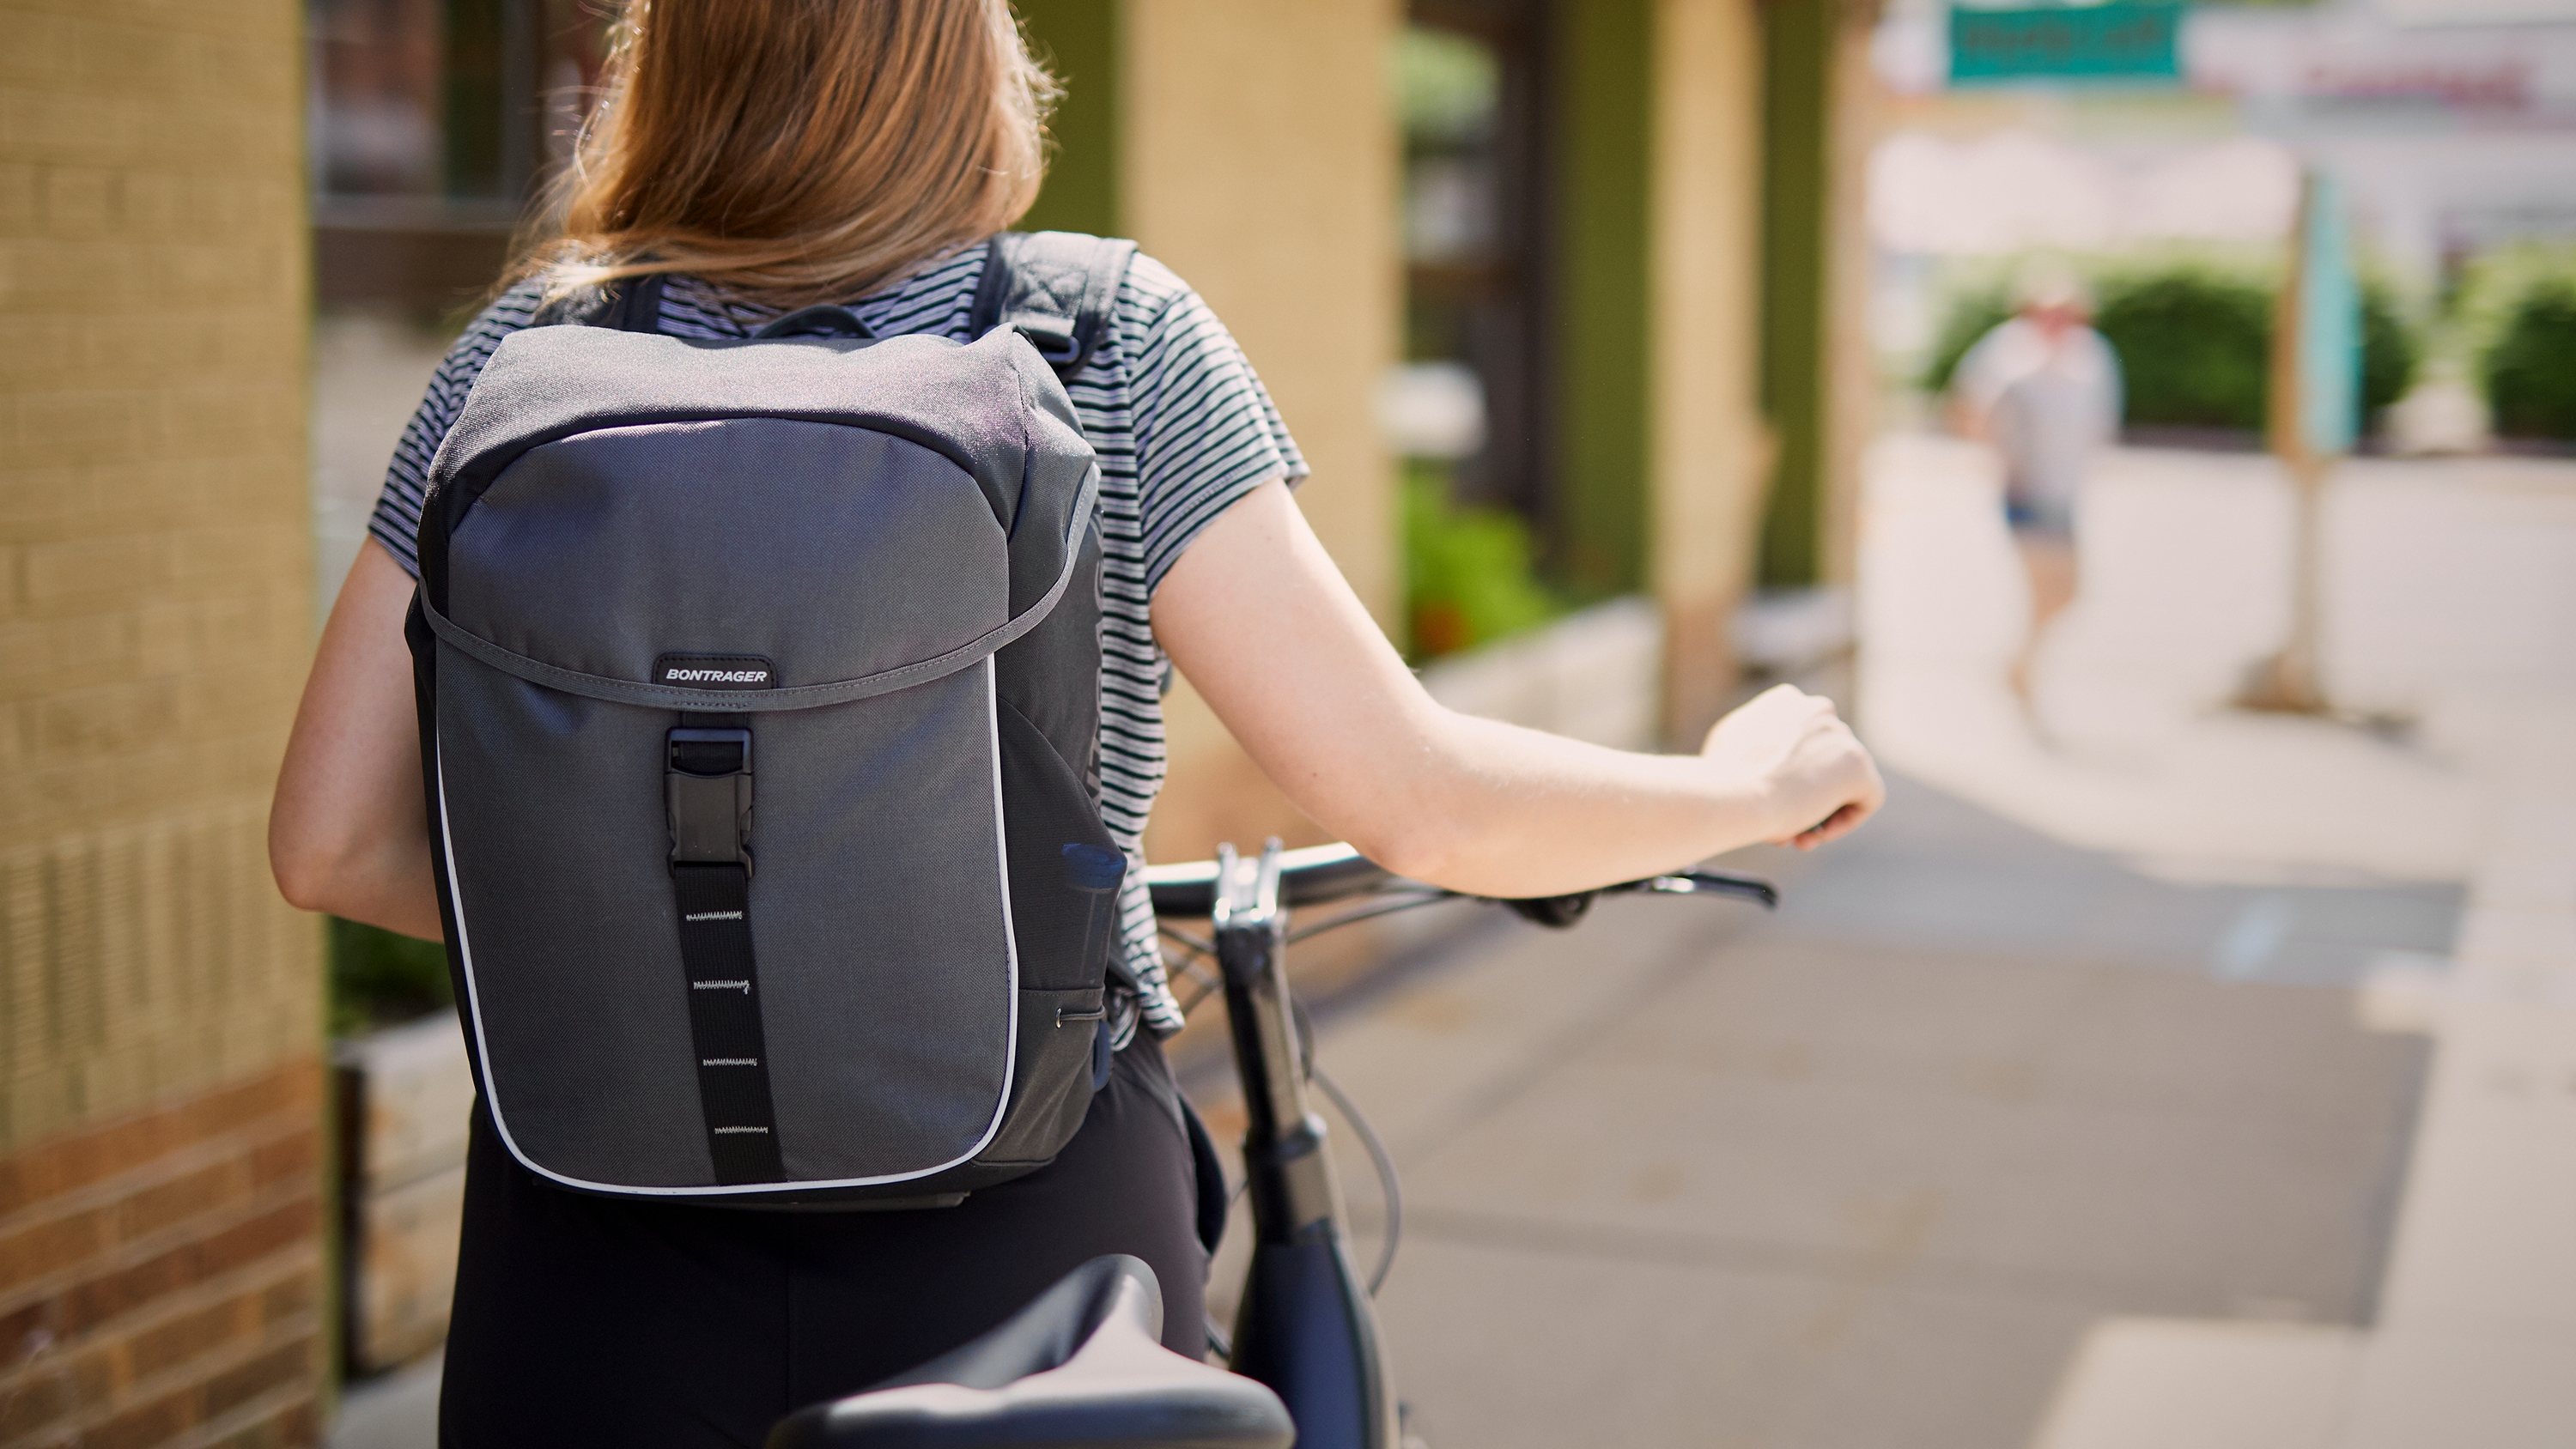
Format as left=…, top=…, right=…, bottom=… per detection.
left=1948, top=264, right=2123, bottom=709
left=264, top=2, right=1886, bottom=1443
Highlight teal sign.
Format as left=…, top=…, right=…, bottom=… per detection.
left=2293, top=170, right=2360, bottom=458
left=1949, top=4, right=2184, bottom=88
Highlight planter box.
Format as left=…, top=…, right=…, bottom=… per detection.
left=334, top=1009, right=474, bottom=1373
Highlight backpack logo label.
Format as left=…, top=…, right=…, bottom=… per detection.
left=654, top=653, right=776, bottom=689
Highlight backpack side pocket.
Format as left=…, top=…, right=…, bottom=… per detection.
left=981, top=985, right=1105, bottom=1165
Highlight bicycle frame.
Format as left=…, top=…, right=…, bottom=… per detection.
left=1211, top=840, right=1398, bottom=1449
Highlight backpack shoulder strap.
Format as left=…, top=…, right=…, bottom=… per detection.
left=531, top=271, right=670, bottom=332
left=969, top=232, right=1139, bottom=382
left=601, top=272, right=670, bottom=333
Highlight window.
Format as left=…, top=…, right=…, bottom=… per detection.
left=1401, top=2, right=1553, bottom=536
left=308, top=0, right=611, bottom=312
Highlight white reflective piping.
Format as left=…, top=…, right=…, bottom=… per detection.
left=437, top=662, right=1023, bottom=1195
left=981, top=653, right=1023, bottom=1149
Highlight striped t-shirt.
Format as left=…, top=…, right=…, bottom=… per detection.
left=368, top=243, right=1309, bottom=1039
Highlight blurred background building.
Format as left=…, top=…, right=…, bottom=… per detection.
left=9, top=0, right=2576, bottom=1446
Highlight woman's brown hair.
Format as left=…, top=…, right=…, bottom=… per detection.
left=520, top=0, right=1057, bottom=308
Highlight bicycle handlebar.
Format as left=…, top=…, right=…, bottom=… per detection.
left=1141, top=842, right=1388, bottom=916
left=1139, top=842, right=1777, bottom=920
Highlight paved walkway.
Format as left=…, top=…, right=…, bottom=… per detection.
left=1192, top=773, right=2445, bottom=1448
left=1863, top=439, right=2576, bottom=1448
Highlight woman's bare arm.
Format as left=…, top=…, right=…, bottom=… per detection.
left=1152, top=480, right=1883, bottom=899
left=270, top=540, right=444, bottom=938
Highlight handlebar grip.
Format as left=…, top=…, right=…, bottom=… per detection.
left=1504, top=894, right=1595, bottom=929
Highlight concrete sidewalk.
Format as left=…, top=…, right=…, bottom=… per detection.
left=1191, top=774, right=2447, bottom=1448
left=1856, top=439, right=2576, bottom=1448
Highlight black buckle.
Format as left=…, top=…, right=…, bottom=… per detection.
left=668, top=728, right=753, bottom=872
left=1005, top=311, right=1079, bottom=363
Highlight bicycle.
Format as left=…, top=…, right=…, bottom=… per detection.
left=768, top=840, right=1777, bottom=1449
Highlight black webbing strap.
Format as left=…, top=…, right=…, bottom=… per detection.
left=608, top=271, right=671, bottom=334
left=969, top=231, right=1139, bottom=381
left=665, top=728, right=784, bottom=1184
left=530, top=270, right=671, bottom=332
left=674, top=863, right=784, bottom=1183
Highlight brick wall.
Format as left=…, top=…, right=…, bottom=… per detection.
left=0, top=1063, right=323, bottom=1448
left=0, top=0, right=325, bottom=1443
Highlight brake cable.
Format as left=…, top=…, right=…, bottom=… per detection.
left=1284, top=889, right=1455, bottom=943
left=1292, top=996, right=1404, bottom=1297
left=1314, top=1062, right=1403, bottom=1296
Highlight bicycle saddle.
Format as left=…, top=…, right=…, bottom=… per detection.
left=765, top=1256, right=1294, bottom=1449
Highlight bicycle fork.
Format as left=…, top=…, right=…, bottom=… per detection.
left=1212, top=840, right=1398, bottom=1449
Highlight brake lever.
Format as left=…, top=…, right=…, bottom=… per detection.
left=1504, top=869, right=1778, bottom=930
left=1615, top=870, right=1779, bottom=908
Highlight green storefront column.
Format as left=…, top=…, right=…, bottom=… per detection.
left=1017, top=0, right=1123, bottom=236
left=1553, top=0, right=1655, bottom=599
left=1755, top=0, right=1833, bottom=589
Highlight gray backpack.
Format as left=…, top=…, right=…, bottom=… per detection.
left=408, top=233, right=1139, bottom=1208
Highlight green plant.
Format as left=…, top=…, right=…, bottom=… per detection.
left=1394, top=25, right=1498, bottom=144
left=2093, top=269, right=2276, bottom=430
left=1403, top=462, right=1563, bottom=660
left=2451, top=242, right=2575, bottom=352
left=2482, top=279, right=2576, bottom=441
left=329, top=916, right=453, bottom=1036
left=2359, top=282, right=2420, bottom=421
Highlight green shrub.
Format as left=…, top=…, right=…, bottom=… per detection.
left=1403, top=461, right=1563, bottom=660
left=2093, top=270, right=2276, bottom=430
left=1923, top=264, right=2418, bottom=434
left=2483, top=280, right=2576, bottom=440
left=2360, top=282, right=2420, bottom=421
left=2453, top=244, right=2574, bottom=357
left=330, top=917, right=453, bottom=1037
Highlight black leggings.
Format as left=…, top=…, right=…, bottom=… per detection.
left=437, top=1037, right=1207, bottom=1448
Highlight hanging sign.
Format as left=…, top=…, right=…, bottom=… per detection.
left=1949, top=4, right=2186, bottom=88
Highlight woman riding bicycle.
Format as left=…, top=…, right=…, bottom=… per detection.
left=269, top=3, right=1883, bottom=1441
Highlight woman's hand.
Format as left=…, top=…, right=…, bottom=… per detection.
left=1699, top=684, right=1884, bottom=851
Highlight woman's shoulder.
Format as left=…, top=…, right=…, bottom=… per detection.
left=461, top=276, right=553, bottom=341
left=1115, top=252, right=1196, bottom=324
left=411, top=277, right=555, bottom=390
left=1107, top=251, right=1263, bottom=381
left=410, top=277, right=553, bottom=409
